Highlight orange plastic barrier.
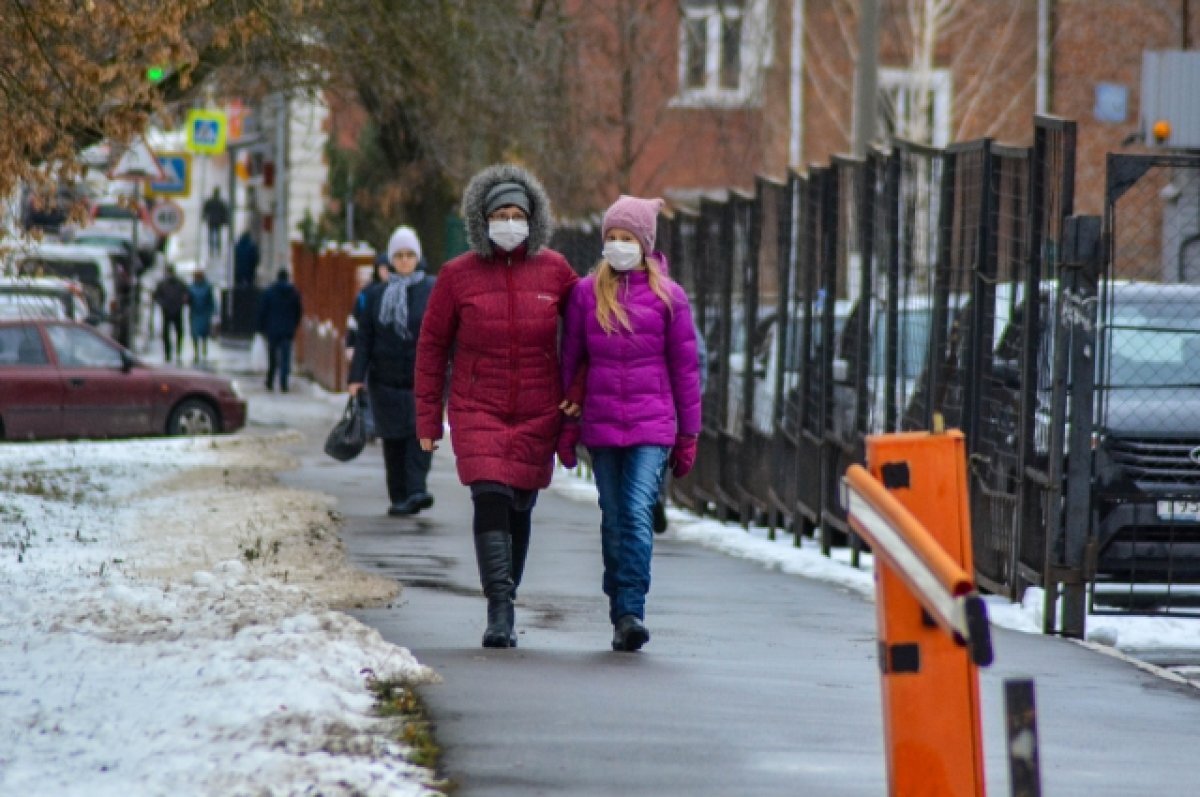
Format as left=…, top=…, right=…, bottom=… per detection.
left=842, top=429, right=992, bottom=797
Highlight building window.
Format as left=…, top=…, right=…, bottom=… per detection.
left=877, top=67, right=953, bottom=147
left=674, top=0, right=770, bottom=108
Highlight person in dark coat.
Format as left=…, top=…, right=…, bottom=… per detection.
left=257, top=268, right=303, bottom=391
left=348, top=227, right=435, bottom=516
left=187, top=270, right=217, bottom=364
left=152, top=265, right=189, bottom=363
left=415, top=164, right=582, bottom=649
left=233, top=231, right=260, bottom=287
left=202, top=189, right=230, bottom=259
left=346, top=254, right=394, bottom=441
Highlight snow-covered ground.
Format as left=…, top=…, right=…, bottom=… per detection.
left=550, top=468, right=1200, bottom=682
left=0, top=423, right=442, bottom=796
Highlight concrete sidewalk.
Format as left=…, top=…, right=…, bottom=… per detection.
left=272, top=404, right=1200, bottom=796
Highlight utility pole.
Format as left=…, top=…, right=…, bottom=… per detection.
left=274, top=93, right=290, bottom=273
left=852, top=0, right=880, bottom=157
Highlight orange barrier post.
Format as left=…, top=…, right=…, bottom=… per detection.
left=842, top=429, right=992, bottom=797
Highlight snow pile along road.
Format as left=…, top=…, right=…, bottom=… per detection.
left=0, top=434, right=442, bottom=797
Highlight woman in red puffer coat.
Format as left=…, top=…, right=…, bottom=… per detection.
left=415, top=163, right=579, bottom=649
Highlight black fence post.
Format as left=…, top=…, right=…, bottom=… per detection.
left=1004, top=678, right=1042, bottom=797
left=1053, top=214, right=1102, bottom=638
left=883, top=153, right=901, bottom=433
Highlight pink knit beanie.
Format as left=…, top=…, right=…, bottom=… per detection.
left=602, top=195, right=665, bottom=255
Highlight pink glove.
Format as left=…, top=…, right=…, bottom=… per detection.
left=557, top=422, right=581, bottom=469
left=669, top=434, right=698, bottom=479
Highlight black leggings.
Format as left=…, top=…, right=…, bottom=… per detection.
left=473, top=492, right=533, bottom=590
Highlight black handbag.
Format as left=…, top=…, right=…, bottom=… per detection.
left=324, top=394, right=367, bottom=462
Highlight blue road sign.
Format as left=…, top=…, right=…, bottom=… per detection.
left=186, top=109, right=227, bottom=155
left=148, top=153, right=191, bottom=197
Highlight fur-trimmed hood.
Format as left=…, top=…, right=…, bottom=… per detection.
left=461, top=164, right=554, bottom=259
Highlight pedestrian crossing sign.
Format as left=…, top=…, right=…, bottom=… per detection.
left=147, top=152, right=191, bottom=197
left=186, top=109, right=228, bottom=155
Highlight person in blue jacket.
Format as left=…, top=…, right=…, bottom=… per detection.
left=187, top=270, right=217, bottom=364
left=257, top=269, right=303, bottom=392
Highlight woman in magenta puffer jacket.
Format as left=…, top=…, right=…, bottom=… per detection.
left=559, top=195, right=701, bottom=652
left=416, top=164, right=580, bottom=649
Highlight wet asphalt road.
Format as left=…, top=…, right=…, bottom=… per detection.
left=275, top=410, right=1200, bottom=797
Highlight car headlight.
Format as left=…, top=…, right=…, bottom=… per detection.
left=229, top=379, right=244, bottom=399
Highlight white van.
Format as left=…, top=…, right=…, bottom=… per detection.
left=11, top=242, right=124, bottom=337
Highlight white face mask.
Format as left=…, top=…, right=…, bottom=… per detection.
left=489, top=219, right=529, bottom=252
left=603, top=241, right=643, bottom=272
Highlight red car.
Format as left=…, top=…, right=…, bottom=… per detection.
left=0, top=319, right=246, bottom=440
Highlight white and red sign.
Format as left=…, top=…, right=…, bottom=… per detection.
left=149, top=200, right=185, bottom=236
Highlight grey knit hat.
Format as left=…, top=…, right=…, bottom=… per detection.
left=484, top=181, right=531, bottom=216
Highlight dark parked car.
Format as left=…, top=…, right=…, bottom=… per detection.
left=990, top=281, right=1200, bottom=581
left=1090, top=282, right=1200, bottom=580
left=0, top=319, right=246, bottom=440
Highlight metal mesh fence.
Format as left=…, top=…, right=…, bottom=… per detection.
left=1016, top=117, right=1077, bottom=593
left=544, top=115, right=1200, bottom=626
left=823, top=156, right=873, bottom=545
left=894, top=142, right=948, bottom=433
left=970, top=144, right=1030, bottom=593
left=740, top=178, right=787, bottom=525
left=1092, top=154, right=1200, bottom=612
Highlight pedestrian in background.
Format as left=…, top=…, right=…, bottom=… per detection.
left=346, top=254, right=391, bottom=442
left=202, top=189, right=230, bottom=260
left=233, top=230, right=260, bottom=287
left=348, top=227, right=435, bottom=516
left=415, top=164, right=581, bottom=649
left=187, top=269, right=216, bottom=364
left=559, top=195, right=701, bottom=652
left=257, top=268, right=303, bottom=392
left=152, top=265, right=189, bottom=364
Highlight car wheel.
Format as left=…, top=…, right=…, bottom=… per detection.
left=168, top=399, right=219, bottom=436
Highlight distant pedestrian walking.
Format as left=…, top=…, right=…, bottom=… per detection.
left=187, top=270, right=217, bottom=363
left=415, top=164, right=581, bottom=649
left=202, top=189, right=230, bottom=260
left=348, top=227, right=435, bottom=517
left=559, top=195, right=702, bottom=652
left=257, top=268, right=303, bottom=392
left=233, top=230, right=260, bottom=286
left=152, top=265, right=189, bottom=364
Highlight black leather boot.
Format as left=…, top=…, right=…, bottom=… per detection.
left=474, top=530, right=515, bottom=648
left=509, top=507, right=531, bottom=600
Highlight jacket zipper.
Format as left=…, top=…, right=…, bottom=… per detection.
left=506, top=256, right=518, bottom=417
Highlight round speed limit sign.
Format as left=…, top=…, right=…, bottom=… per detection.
left=150, top=200, right=185, bottom=236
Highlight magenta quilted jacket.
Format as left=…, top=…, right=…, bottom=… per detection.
left=561, top=258, right=701, bottom=448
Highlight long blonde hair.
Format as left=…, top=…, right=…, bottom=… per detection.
left=594, top=258, right=676, bottom=334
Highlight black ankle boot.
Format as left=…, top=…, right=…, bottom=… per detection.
left=613, top=615, right=650, bottom=652
left=474, top=530, right=515, bottom=648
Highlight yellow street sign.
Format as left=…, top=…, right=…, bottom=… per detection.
left=186, top=109, right=228, bottom=155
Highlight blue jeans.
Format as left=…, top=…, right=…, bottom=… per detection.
left=589, top=445, right=669, bottom=623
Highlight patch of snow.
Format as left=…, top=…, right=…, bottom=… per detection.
left=0, top=434, right=441, bottom=796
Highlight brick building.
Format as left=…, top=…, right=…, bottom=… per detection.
left=565, top=0, right=1193, bottom=216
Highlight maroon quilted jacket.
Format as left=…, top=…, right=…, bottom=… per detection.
left=415, top=165, right=579, bottom=490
